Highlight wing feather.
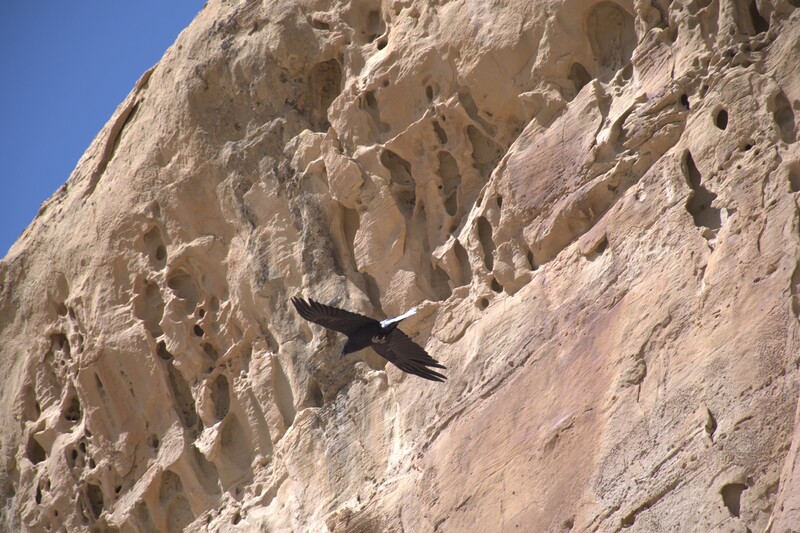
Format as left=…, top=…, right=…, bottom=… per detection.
left=372, top=331, right=447, bottom=382
left=386, top=330, right=446, bottom=368
left=291, top=297, right=377, bottom=335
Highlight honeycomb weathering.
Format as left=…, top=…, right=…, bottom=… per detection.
left=2, top=0, right=800, bottom=531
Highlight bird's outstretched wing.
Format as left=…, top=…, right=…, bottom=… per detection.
left=373, top=330, right=447, bottom=382
left=291, top=297, right=378, bottom=335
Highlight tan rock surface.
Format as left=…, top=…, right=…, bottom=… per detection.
left=2, top=0, right=800, bottom=531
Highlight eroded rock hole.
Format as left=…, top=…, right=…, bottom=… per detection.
left=705, top=408, right=718, bottom=440
left=167, top=271, right=200, bottom=310
left=620, top=63, right=633, bottom=81
left=683, top=151, right=721, bottom=230
left=365, top=90, right=378, bottom=110
left=364, top=10, right=384, bottom=42
left=773, top=91, right=796, bottom=144
left=715, top=109, right=728, bottom=130
left=477, top=216, right=496, bottom=271
left=21, top=385, right=40, bottom=421
left=157, top=341, right=173, bottom=360
left=457, top=90, right=488, bottom=130
left=382, top=149, right=414, bottom=187
left=134, top=280, right=164, bottom=337
left=193, top=324, right=205, bottom=337
left=63, top=392, right=82, bottom=423
left=27, top=434, right=46, bottom=464
left=211, top=374, right=230, bottom=420
left=620, top=512, right=636, bottom=528
left=203, top=343, right=218, bottom=360
left=51, top=333, right=70, bottom=357
left=490, top=277, right=503, bottom=293
left=162, top=475, right=195, bottom=532
left=363, top=91, right=390, bottom=133
left=382, top=149, right=416, bottom=217
left=680, top=94, right=690, bottom=109
left=453, top=239, right=473, bottom=287
left=587, top=236, right=609, bottom=260
left=190, top=445, right=221, bottom=495
left=147, top=434, right=160, bottom=449
left=477, top=297, right=489, bottom=310
left=789, top=162, right=800, bottom=192
left=310, top=17, right=330, bottom=31
left=394, top=192, right=417, bottom=219
left=86, top=483, right=104, bottom=518
left=721, top=483, right=747, bottom=517
left=438, top=151, right=460, bottom=216
left=143, top=226, right=167, bottom=267
left=426, top=85, right=434, bottom=102
left=568, top=62, right=592, bottom=97
left=432, top=263, right=453, bottom=301
left=587, top=2, right=636, bottom=78
left=433, top=120, right=448, bottom=144
left=467, top=125, right=503, bottom=178
left=527, top=249, right=538, bottom=270
left=308, top=59, right=342, bottom=131
left=167, top=364, right=198, bottom=428
left=133, top=501, right=155, bottom=531
left=376, top=37, right=388, bottom=50
left=159, top=470, right=184, bottom=504
left=747, top=0, right=769, bottom=34
left=67, top=447, right=79, bottom=468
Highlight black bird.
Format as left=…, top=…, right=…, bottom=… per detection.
left=291, top=297, right=447, bottom=382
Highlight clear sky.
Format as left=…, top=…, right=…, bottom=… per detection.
left=0, top=2, right=204, bottom=257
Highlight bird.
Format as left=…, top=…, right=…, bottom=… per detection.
left=290, top=297, right=447, bottom=382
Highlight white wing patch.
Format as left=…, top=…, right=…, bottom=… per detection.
left=380, top=307, right=417, bottom=328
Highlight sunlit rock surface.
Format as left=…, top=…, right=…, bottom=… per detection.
left=2, top=0, right=800, bottom=531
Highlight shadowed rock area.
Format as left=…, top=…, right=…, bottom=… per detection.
left=2, top=0, right=800, bottom=531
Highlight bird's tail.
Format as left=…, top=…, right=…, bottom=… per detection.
left=380, top=307, right=417, bottom=329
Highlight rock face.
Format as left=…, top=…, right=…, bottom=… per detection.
left=2, top=0, right=800, bottom=531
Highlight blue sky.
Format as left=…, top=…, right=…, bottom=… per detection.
left=0, top=3, right=204, bottom=257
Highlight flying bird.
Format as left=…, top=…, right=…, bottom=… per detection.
left=291, top=297, right=447, bottom=382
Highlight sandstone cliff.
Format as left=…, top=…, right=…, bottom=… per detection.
left=2, top=0, right=800, bottom=531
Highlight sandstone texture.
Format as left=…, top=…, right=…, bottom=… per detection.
left=2, top=0, right=800, bottom=531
